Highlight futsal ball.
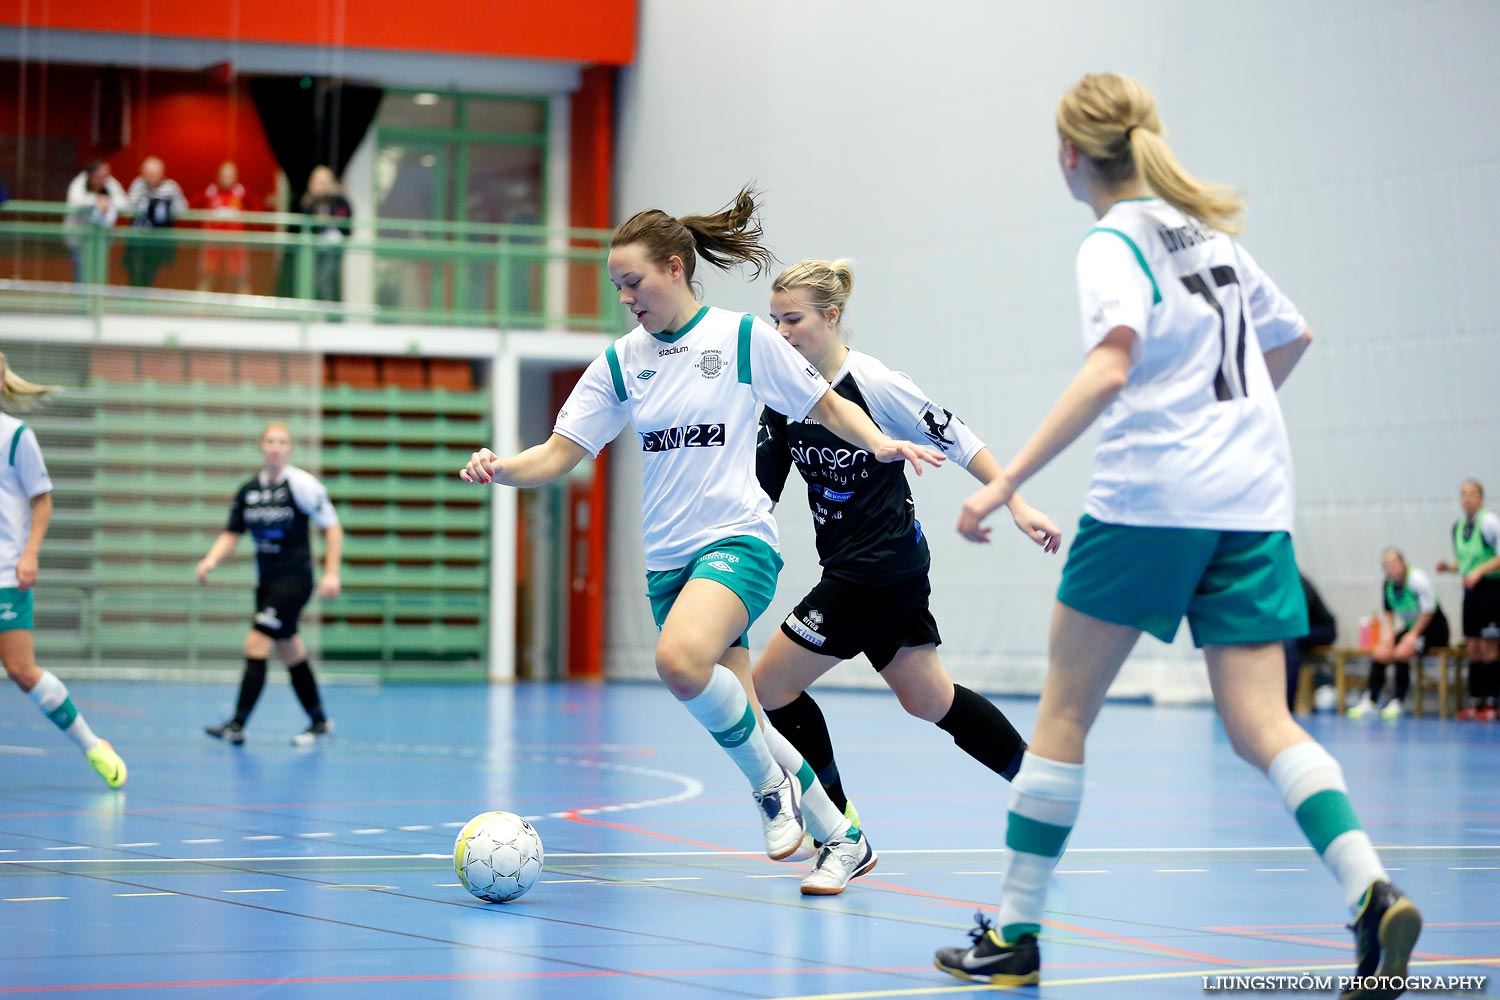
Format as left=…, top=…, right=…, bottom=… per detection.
left=453, top=811, right=544, bottom=903
left=1313, top=685, right=1339, bottom=714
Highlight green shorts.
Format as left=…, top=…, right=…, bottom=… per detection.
left=0, top=587, right=34, bottom=632
left=646, top=536, right=784, bottom=648
left=1057, top=515, right=1307, bottom=647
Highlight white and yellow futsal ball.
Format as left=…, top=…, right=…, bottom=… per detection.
left=453, top=811, right=544, bottom=902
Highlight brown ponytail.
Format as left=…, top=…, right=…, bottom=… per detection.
left=611, top=184, right=776, bottom=284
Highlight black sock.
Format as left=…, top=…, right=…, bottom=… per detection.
left=765, top=693, right=847, bottom=812
left=233, top=658, right=268, bottom=725
left=937, top=684, right=1027, bottom=781
left=1466, top=658, right=1484, bottom=702
left=1368, top=661, right=1388, bottom=701
left=1392, top=662, right=1410, bottom=702
left=1483, top=660, right=1500, bottom=704
left=287, top=660, right=326, bottom=723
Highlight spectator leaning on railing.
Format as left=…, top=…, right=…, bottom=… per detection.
left=123, top=156, right=188, bottom=288
left=301, top=165, right=353, bottom=304
left=64, top=160, right=127, bottom=283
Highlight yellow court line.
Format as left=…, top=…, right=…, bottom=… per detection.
left=4, top=896, right=66, bottom=902
left=769, top=957, right=1500, bottom=1000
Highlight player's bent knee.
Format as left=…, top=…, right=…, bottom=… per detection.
left=655, top=640, right=712, bottom=698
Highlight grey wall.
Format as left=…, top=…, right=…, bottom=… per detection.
left=603, top=0, right=1500, bottom=698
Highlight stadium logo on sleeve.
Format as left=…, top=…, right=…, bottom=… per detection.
left=695, top=350, right=724, bottom=379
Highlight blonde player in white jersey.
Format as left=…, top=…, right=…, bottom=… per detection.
left=461, top=187, right=943, bottom=864
left=0, top=353, right=127, bottom=788
left=933, top=75, right=1418, bottom=1000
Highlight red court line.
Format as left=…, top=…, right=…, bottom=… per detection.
left=561, top=812, right=1240, bottom=967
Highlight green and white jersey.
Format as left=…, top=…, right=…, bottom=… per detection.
left=555, top=306, right=829, bottom=571
left=1384, top=567, right=1437, bottom=633
left=0, top=413, right=53, bottom=589
left=1076, top=198, right=1308, bottom=532
left=1453, top=509, right=1500, bottom=578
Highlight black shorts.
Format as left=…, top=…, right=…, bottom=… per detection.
left=780, top=573, right=941, bottom=671
left=1462, top=576, right=1500, bottom=640
left=252, top=574, right=314, bottom=640
left=1393, top=610, right=1450, bottom=655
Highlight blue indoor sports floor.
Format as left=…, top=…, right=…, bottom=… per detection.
left=1, top=678, right=1496, bottom=998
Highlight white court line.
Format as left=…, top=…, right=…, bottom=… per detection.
left=1255, top=868, right=1308, bottom=872
left=0, top=745, right=47, bottom=756
left=1057, top=870, right=1110, bottom=874
left=244, top=836, right=282, bottom=841
left=182, top=839, right=222, bottom=845
left=546, top=844, right=1500, bottom=859
left=298, top=833, right=335, bottom=839
left=115, top=842, right=158, bottom=848
left=43, top=846, right=89, bottom=852
left=1155, top=868, right=1209, bottom=873
left=398, top=825, right=431, bottom=831
left=352, top=829, right=387, bottom=835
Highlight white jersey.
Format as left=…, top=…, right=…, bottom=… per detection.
left=1077, top=197, right=1308, bottom=532
left=0, top=414, right=55, bottom=589
left=555, top=305, right=830, bottom=570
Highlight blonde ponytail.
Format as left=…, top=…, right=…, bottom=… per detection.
left=1057, top=73, right=1245, bottom=234
left=0, top=352, right=60, bottom=412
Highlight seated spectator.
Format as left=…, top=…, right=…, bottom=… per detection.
left=1285, top=571, right=1336, bottom=712
left=123, top=156, right=188, bottom=288
left=64, top=160, right=127, bottom=283
left=1348, top=548, right=1450, bottom=719
left=199, top=161, right=251, bottom=295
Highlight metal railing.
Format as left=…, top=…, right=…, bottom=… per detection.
left=0, top=200, right=626, bottom=332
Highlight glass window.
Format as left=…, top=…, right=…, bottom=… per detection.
left=465, top=98, right=546, bottom=136
left=379, top=92, right=455, bottom=130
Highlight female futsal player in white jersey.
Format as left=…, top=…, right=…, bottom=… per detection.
left=754, top=257, right=1061, bottom=894
left=933, top=75, right=1418, bottom=1000
left=0, top=353, right=126, bottom=787
left=461, top=188, right=943, bottom=862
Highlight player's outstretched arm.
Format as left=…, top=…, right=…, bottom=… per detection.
left=461, top=434, right=589, bottom=488
left=808, top=390, right=944, bottom=476
left=964, top=448, right=1063, bottom=552
left=957, top=328, right=1133, bottom=542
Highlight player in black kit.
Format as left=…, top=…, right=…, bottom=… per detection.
left=755, top=259, right=1062, bottom=893
left=198, top=422, right=343, bottom=745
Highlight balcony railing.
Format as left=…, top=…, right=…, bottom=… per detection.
left=0, top=201, right=626, bottom=332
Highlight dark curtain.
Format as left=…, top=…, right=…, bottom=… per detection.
left=249, top=77, right=383, bottom=297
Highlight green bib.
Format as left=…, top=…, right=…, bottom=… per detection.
left=1385, top=576, right=1420, bottom=629
left=1454, top=510, right=1500, bottom=578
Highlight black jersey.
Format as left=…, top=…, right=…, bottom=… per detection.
left=757, top=350, right=984, bottom=582
left=226, top=465, right=339, bottom=581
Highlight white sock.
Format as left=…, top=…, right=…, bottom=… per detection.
left=678, top=664, right=780, bottom=792
left=761, top=720, right=852, bottom=843
left=997, top=752, right=1084, bottom=941
left=1268, top=741, right=1386, bottom=913
left=27, top=671, right=101, bottom=752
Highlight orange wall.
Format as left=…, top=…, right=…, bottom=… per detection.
left=0, top=0, right=637, bottom=65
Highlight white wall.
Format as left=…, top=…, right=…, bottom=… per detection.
left=604, top=0, right=1500, bottom=698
